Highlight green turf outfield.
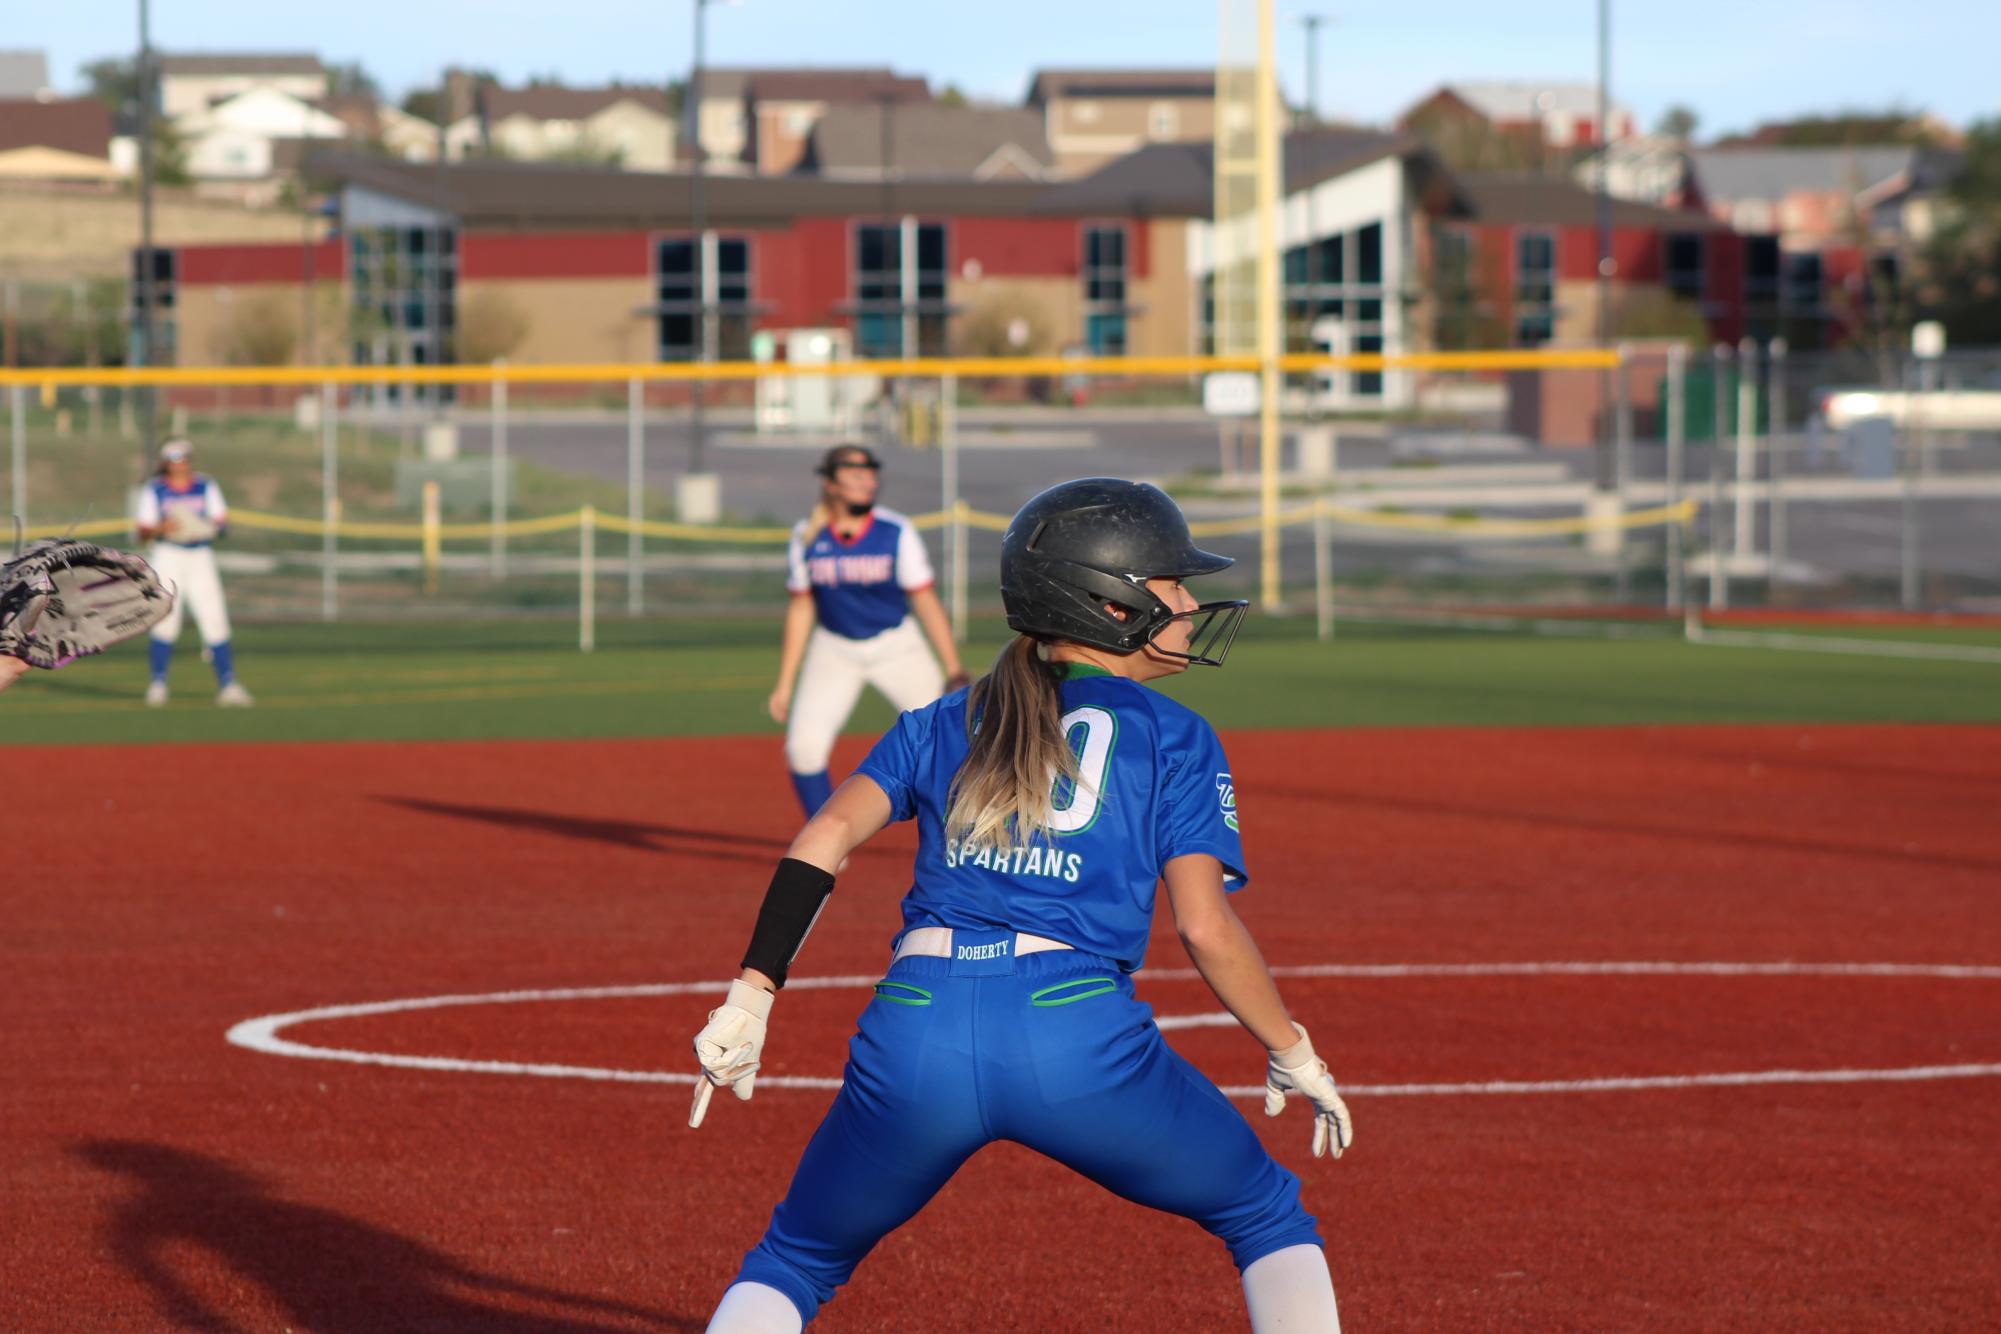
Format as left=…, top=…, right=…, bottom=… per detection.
left=5, top=615, right=2000, bottom=747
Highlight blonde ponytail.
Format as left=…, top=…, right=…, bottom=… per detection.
left=945, top=636, right=1083, bottom=855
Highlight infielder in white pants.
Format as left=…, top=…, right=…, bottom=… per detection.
left=769, top=445, right=965, bottom=816
left=136, top=439, right=252, bottom=707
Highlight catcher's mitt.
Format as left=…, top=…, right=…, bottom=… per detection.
left=0, top=537, right=175, bottom=670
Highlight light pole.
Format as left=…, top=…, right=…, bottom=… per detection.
left=1296, top=13, right=1333, bottom=128
left=685, top=0, right=728, bottom=479
left=136, top=0, right=157, bottom=449
left=1593, top=0, right=1616, bottom=492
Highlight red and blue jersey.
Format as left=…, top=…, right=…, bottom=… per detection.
left=786, top=507, right=934, bottom=641
left=856, top=664, right=1247, bottom=972
left=136, top=474, right=228, bottom=548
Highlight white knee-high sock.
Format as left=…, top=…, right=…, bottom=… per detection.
left=706, top=1281, right=805, bottom=1334
left=1241, top=1244, right=1340, bottom=1332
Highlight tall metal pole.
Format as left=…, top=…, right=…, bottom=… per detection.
left=1664, top=341, right=1686, bottom=612
left=1592, top=0, right=1614, bottom=492
left=941, top=372, right=963, bottom=641
left=1767, top=337, right=1788, bottom=604
left=1734, top=336, right=1757, bottom=564
left=10, top=386, right=25, bottom=529
left=687, top=0, right=708, bottom=477
left=136, top=0, right=158, bottom=450
left=1708, top=343, right=1729, bottom=610
left=321, top=381, right=338, bottom=622
left=1613, top=342, right=1632, bottom=603
left=1297, top=14, right=1330, bottom=128
left=1255, top=0, right=1283, bottom=611
left=628, top=374, right=645, bottom=614
left=1900, top=356, right=1924, bottom=610
left=491, top=363, right=508, bottom=577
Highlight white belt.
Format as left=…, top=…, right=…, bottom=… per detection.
left=891, top=926, right=1075, bottom=964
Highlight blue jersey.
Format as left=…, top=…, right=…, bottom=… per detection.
left=787, top=507, right=933, bottom=641
left=856, top=664, right=1247, bottom=972
left=136, top=474, right=228, bottom=547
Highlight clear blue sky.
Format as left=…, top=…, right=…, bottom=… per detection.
left=23, top=0, right=1997, bottom=139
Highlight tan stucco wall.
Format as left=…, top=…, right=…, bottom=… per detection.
left=458, top=276, right=657, bottom=364
left=1129, top=218, right=1193, bottom=356
left=173, top=280, right=345, bottom=367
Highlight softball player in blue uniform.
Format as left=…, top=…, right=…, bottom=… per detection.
left=135, top=439, right=252, bottom=708
left=771, top=445, right=966, bottom=817
left=694, top=478, right=1353, bottom=1333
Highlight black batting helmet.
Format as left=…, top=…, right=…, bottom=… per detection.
left=815, top=444, right=881, bottom=478
left=999, top=478, right=1248, bottom=665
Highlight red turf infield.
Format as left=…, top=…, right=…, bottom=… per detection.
left=7, top=724, right=2001, bottom=1331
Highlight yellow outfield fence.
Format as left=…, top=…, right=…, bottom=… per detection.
left=7, top=344, right=1726, bottom=631
left=0, top=348, right=1622, bottom=392
left=24, top=497, right=1696, bottom=546
left=23, top=497, right=1699, bottom=653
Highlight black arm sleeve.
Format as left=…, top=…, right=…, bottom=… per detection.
left=740, top=857, right=836, bottom=988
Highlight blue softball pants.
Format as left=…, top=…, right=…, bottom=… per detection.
left=733, top=932, right=1322, bottom=1325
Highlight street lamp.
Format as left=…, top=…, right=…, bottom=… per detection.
left=136, top=0, right=157, bottom=450
left=680, top=0, right=735, bottom=518
left=1295, top=12, right=1334, bottom=129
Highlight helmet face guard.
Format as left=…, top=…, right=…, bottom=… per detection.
left=999, top=479, right=1247, bottom=667
left=1144, top=598, right=1250, bottom=667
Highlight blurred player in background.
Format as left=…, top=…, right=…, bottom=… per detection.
left=137, top=439, right=253, bottom=708
left=695, top=478, right=1351, bottom=1333
left=770, top=445, right=966, bottom=817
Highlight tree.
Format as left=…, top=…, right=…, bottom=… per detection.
left=1714, top=107, right=1934, bottom=149
left=1918, top=117, right=2001, bottom=344
left=1655, top=105, right=1699, bottom=143
left=149, top=118, right=192, bottom=188
left=218, top=295, right=298, bottom=367
left=401, top=88, right=445, bottom=125
left=455, top=290, right=530, bottom=365
left=938, top=84, right=969, bottom=109
left=81, top=57, right=141, bottom=114
left=326, top=61, right=381, bottom=100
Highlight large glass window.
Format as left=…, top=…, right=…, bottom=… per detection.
left=1782, top=252, right=1822, bottom=315
left=349, top=225, right=457, bottom=401
left=1665, top=233, right=1705, bottom=302
left=1514, top=230, right=1556, bottom=347
left=128, top=247, right=178, bottom=365
left=1083, top=223, right=1130, bottom=355
left=1744, top=235, right=1781, bottom=306
left=851, top=220, right=949, bottom=357
left=1280, top=220, right=1386, bottom=396
left=655, top=233, right=754, bottom=362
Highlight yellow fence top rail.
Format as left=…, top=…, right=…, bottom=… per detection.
left=0, top=348, right=1622, bottom=390
left=23, top=496, right=1697, bottom=546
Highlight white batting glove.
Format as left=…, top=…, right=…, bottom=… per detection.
left=689, top=979, right=774, bottom=1128
left=1263, top=1024, right=1354, bottom=1160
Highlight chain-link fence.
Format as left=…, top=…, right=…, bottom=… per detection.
left=6, top=349, right=1996, bottom=639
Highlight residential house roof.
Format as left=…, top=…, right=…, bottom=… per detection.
left=1026, top=69, right=1215, bottom=104
left=1687, top=146, right=1923, bottom=202
left=1442, top=81, right=1627, bottom=124
left=476, top=84, right=673, bottom=122
left=316, top=151, right=1052, bottom=229
left=1453, top=172, right=1724, bottom=229
left=0, top=50, right=51, bottom=99
left=696, top=67, right=897, bottom=101
left=804, top=103, right=1053, bottom=179
left=1033, top=127, right=1435, bottom=217
left=0, top=98, right=112, bottom=158
left=747, top=71, right=928, bottom=104
left=157, top=53, right=326, bottom=77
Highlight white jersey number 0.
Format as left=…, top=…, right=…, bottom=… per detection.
left=1048, top=706, right=1117, bottom=835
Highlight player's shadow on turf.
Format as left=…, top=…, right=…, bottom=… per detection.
left=74, top=1140, right=702, bottom=1333
left=377, top=795, right=794, bottom=863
